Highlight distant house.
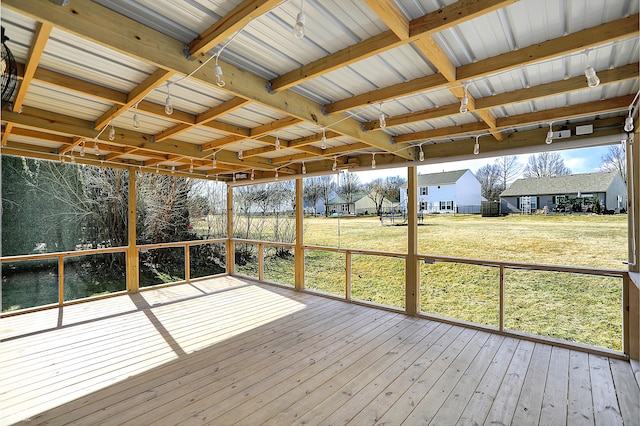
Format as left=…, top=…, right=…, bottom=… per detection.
left=326, top=193, right=398, bottom=215
left=500, top=171, right=627, bottom=214
left=354, top=195, right=399, bottom=215
left=400, top=169, right=483, bottom=214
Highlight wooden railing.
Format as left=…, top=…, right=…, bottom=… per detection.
left=137, top=238, right=227, bottom=285
left=1, top=239, right=227, bottom=315
left=0, top=246, right=129, bottom=311
left=416, top=254, right=629, bottom=357
left=227, top=238, right=629, bottom=357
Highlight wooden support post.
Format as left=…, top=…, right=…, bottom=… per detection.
left=499, top=264, right=505, bottom=331
left=58, top=255, right=64, bottom=305
left=405, top=166, right=419, bottom=315
left=627, top=125, right=640, bottom=359
left=258, top=243, right=264, bottom=281
left=227, top=185, right=235, bottom=275
left=346, top=250, right=352, bottom=301
left=127, top=167, right=139, bottom=292
left=185, top=244, right=191, bottom=282
left=294, top=178, right=305, bottom=290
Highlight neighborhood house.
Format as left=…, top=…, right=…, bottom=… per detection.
left=400, top=169, right=483, bottom=214
left=500, top=171, right=627, bottom=214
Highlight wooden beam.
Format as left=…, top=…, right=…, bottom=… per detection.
left=2, top=124, right=13, bottom=146
left=495, top=95, right=634, bottom=128
left=365, top=63, right=639, bottom=130
left=3, top=105, right=277, bottom=170
left=325, top=14, right=639, bottom=114
left=93, top=69, right=174, bottom=130
left=395, top=95, right=633, bottom=143
left=457, top=14, right=639, bottom=81
left=250, top=117, right=303, bottom=137
left=269, top=0, right=517, bottom=91
left=188, top=0, right=282, bottom=57
left=326, top=73, right=449, bottom=114
left=12, top=22, right=52, bottom=112
left=364, top=0, right=409, bottom=40
left=4, top=0, right=411, bottom=160
left=412, top=36, right=456, bottom=82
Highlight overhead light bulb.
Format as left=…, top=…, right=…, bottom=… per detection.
left=460, top=95, right=469, bottom=114
left=79, top=141, right=86, bottom=157
left=70, top=153, right=76, bottom=163
left=189, top=160, right=194, bottom=173
left=371, top=154, right=376, bottom=169
left=332, top=157, right=337, bottom=171
left=133, top=112, right=140, bottom=129
left=171, top=165, right=176, bottom=174
left=378, top=103, right=386, bottom=129
left=156, top=165, right=160, bottom=174
left=293, top=0, right=305, bottom=39
left=419, top=145, right=424, bottom=162
left=275, top=133, right=281, bottom=150
left=584, top=66, right=600, bottom=88
left=232, top=173, right=236, bottom=183
left=301, top=161, right=306, bottom=174
left=214, top=64, right=225, bottom=87
left=238, top=150, right=243, bottom=160
left=545, top=123, right=553, bottom=144
left=93, top=141, right=100, bottom=156
left=164, top=83, right=173, bottom=115
left=108, top=123, right=115, bottom=141
left=250, top=169, right=255, bottom=181
left=212, top=156, right=217, bottom=168
left=473, top=136, right=480, bottom=155
left=460, top=84, right=469, bottom=114
left=321, top=128, right=327, bottom=150
left=624, top=116, right=634, bottom=132
left=275, top=168, right=279, bottom=180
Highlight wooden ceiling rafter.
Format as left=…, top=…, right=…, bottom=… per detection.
left=187, top=0, right=283, bottom=58
left=11, top=21, right=52, bottom=113
left=394, top=95, right=634, bottom=143
left=325, top=14, right=639, bottom=114
left=93, top=69, right=174, bottom=131
left=269, top=0, right=518, bottom=92
left=364, top=0, right=503, bottom=141
left=3, top=0, right=413, bottom=161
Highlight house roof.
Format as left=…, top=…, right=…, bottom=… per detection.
left=500, top=172, right=621, bottom=197
left=401, top=169, right=469, bottom=188
left=0, top=1, right=637, bottom=183
left=327, top=193, right=366, bottom=205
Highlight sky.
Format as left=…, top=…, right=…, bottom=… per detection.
left=354, top=144, right=617, bottom=184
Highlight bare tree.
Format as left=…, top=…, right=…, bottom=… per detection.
left=338, top=171, right=361, bottom=207
left=495, top=156, right=522, bottom=190
left=599, top=144, right=627, bottom=184
left=523, top=152, right=571, bottom=178
left=303, top=177, right=325, bottom=215
left=475, top=164, right=502, bottom=201
left=364, top=178, right=386, bottom=215
left=319, top=175, right=337, bottom=216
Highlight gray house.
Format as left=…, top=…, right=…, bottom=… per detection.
left=500, top=172, right=627, bottom=214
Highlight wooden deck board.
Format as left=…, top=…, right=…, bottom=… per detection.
left=1, top=276, right=638, bottom=426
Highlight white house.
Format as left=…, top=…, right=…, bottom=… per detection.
left=400, top=169, right=483, bottom=214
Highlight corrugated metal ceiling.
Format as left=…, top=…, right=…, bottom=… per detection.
left=1, top=0, right=638, bottom=181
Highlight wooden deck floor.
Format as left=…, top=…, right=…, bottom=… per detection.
left=1, top=276, right=638, bottom=425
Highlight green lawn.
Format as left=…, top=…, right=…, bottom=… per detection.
left=275, top=213, right=628, bottom=350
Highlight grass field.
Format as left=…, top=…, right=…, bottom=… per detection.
left=242, top=213, right=628, bottom=351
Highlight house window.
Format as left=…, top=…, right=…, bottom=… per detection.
left=419, top=187, right=428, bottom=196
left=554, top=195, right=566, bottom=204
left=519, top=197, right=537, bottom=210
left=419, top=202, right=428, bottom=211
left=439, top=200, right=453, bottom=210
